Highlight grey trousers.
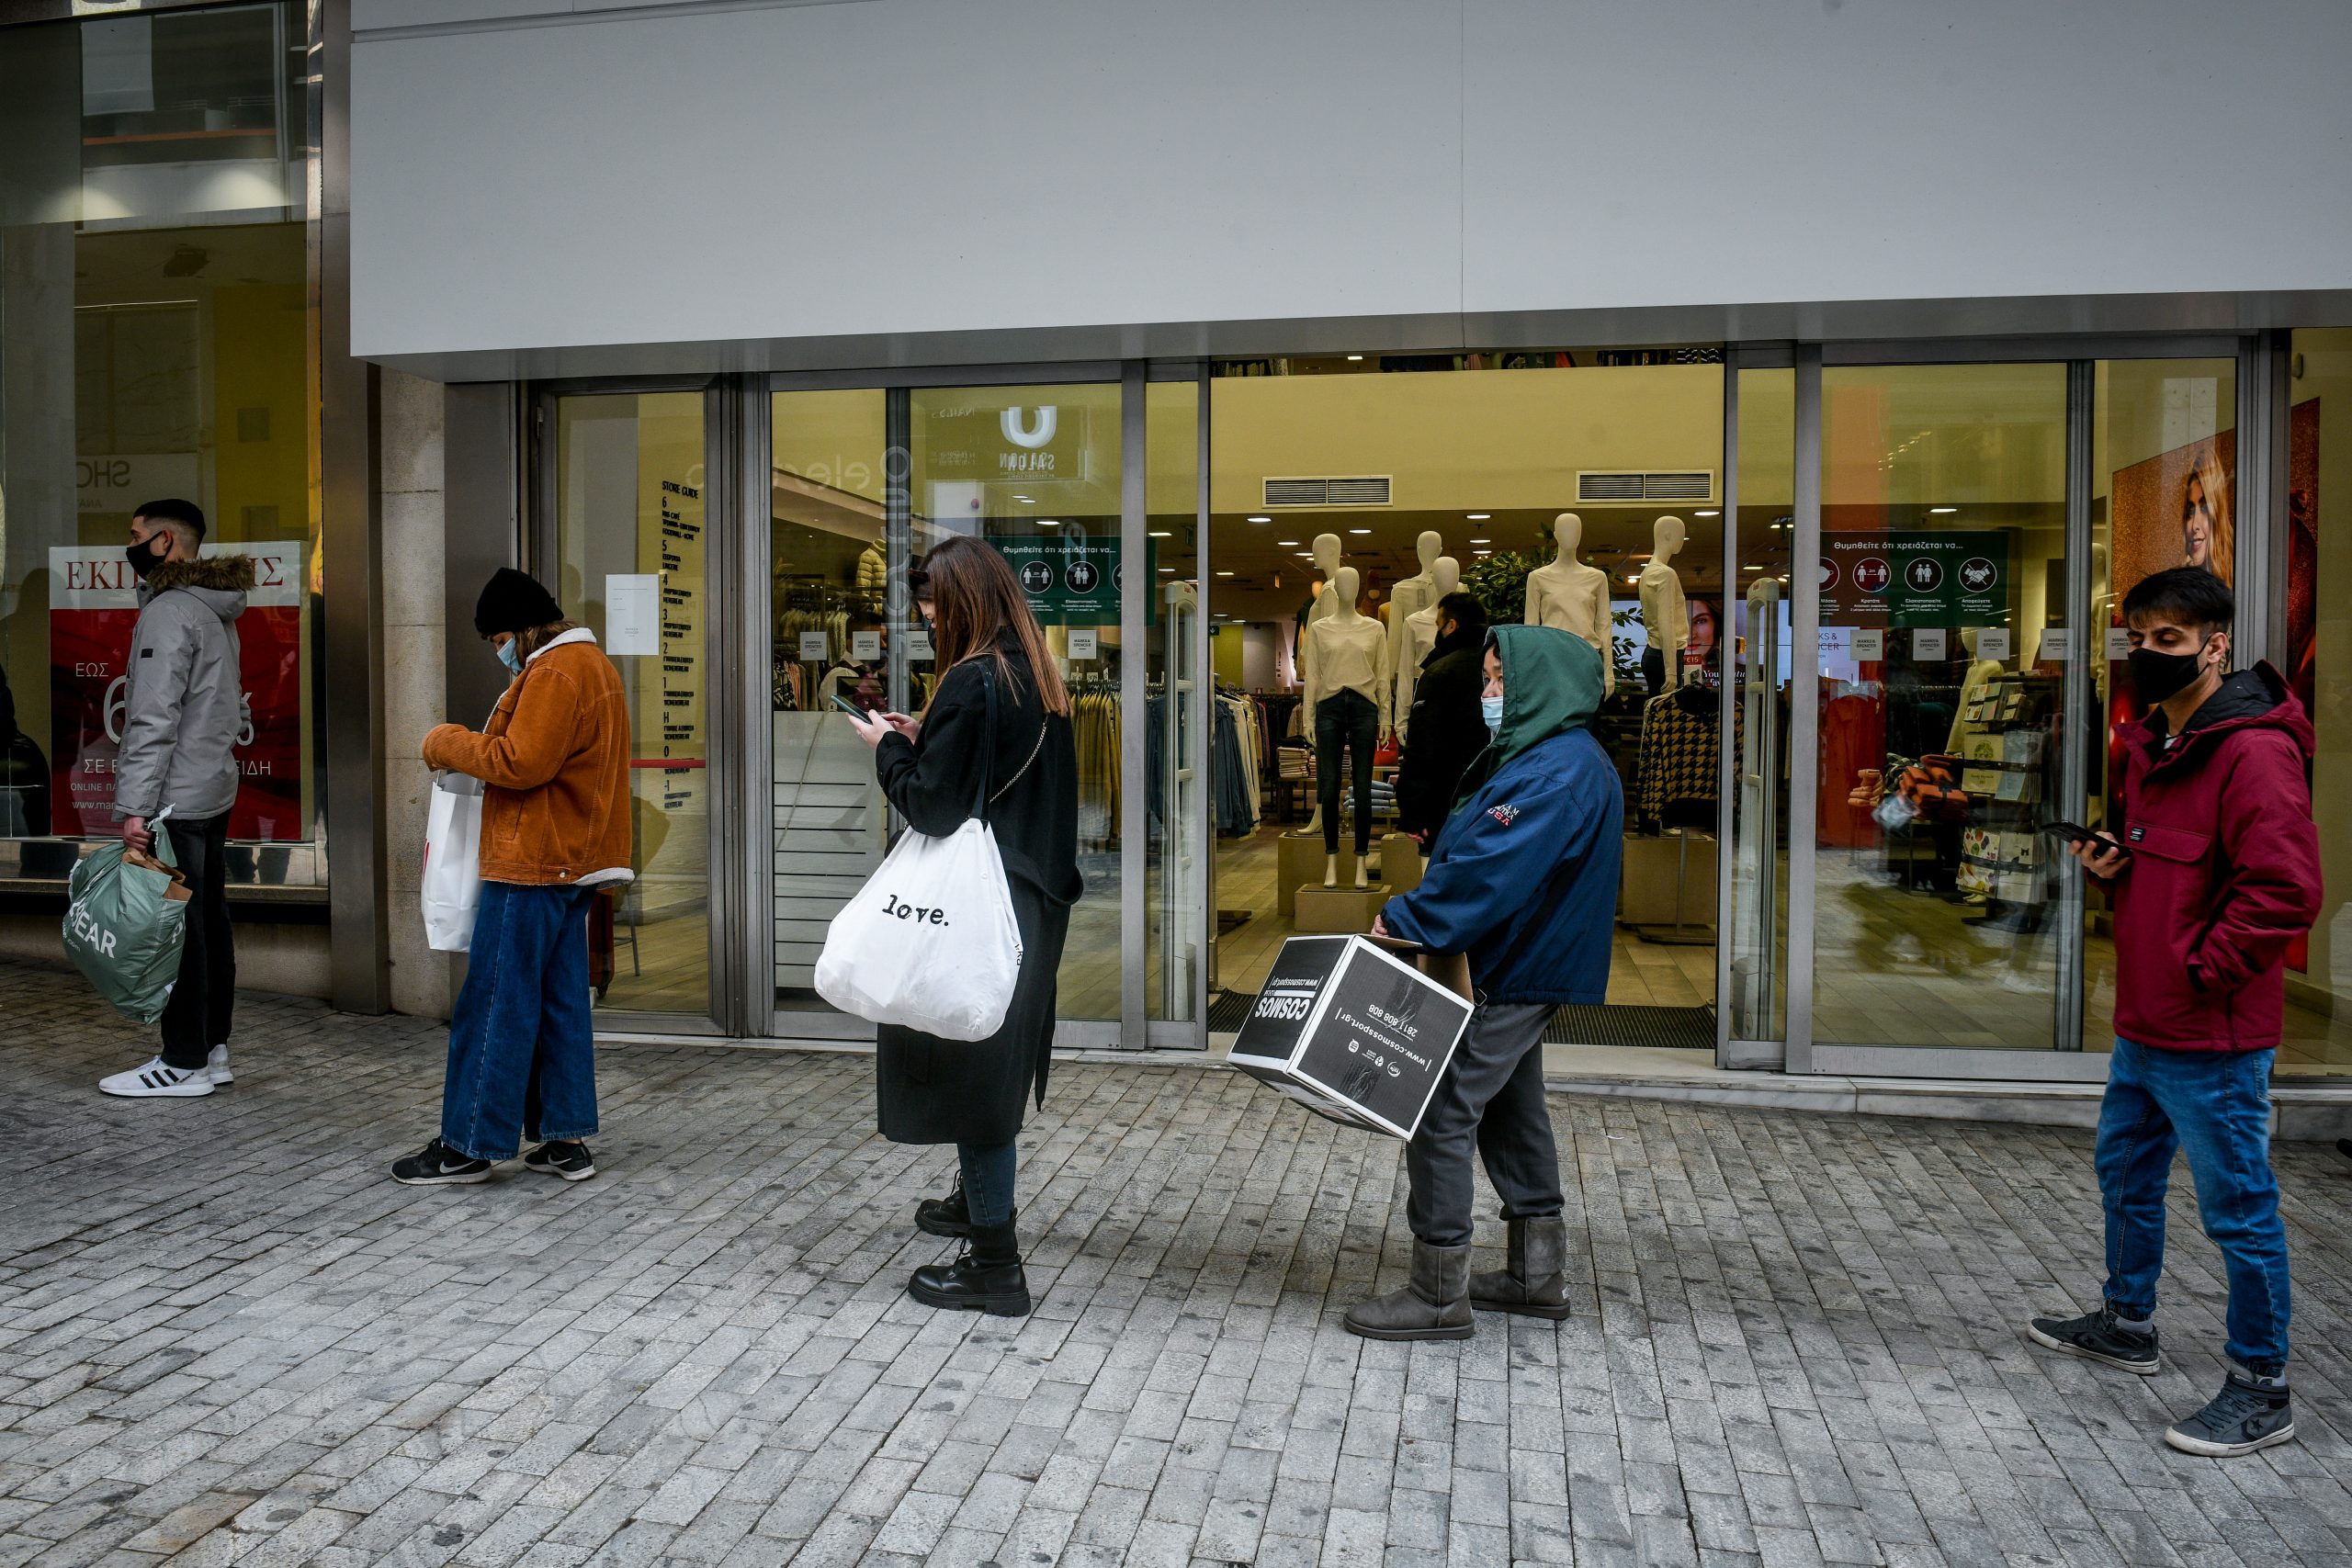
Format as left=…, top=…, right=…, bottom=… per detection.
left=1406, top=1000, right=1563, bottom=1247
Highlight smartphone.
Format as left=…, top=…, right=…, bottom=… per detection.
left=2043, top=820, right=2131, bottom=858
left=828, top=694, right=870, bottom=718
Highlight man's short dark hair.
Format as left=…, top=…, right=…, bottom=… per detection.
left=1435, top=591, right=1487, bottom=636
left=2120, top=566, right=2233, bottom=635
left=133, top=498, right=206, bottom=541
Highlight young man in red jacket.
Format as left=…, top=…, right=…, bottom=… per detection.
left=2027, top=568, right=2320, bottom=1458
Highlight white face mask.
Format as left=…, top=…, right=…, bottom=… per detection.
left=1481, top=694, right=1504, bottom=734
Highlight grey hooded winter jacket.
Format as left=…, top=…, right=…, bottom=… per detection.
left=113, top=554, right=254, bottom=822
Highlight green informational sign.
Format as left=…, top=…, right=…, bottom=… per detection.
left=1820, top=530, right=2009, bottom=627
left=989, top=536, right=1156, bottom=626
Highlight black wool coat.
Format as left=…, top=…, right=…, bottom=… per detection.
left=1394, top=626, right=1490, bottom=839
left=871, top=638, right=1080, bottom=1146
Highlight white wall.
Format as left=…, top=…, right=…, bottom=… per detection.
left=350, top=0, right=2352, bottom=366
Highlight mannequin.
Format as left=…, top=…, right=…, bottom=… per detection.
left=1394, top=557, right=1461, bottom=737
left=1385, top=531, right=1444, bottom=726
left=1637, top=515, right=1691, bottom=694
left=1524, top=512, right=1614, bottom=695
left=1302, top=566, right=1386, bottom=886
left=1295, top=531, right=1349, bottom=840
left=1946, top=626, right=2007, bottom=752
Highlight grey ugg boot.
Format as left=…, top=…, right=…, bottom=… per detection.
left=1470, top=1216, right=1571, bottom=1320
left=1343, top=1241, right=1475, bottom=1341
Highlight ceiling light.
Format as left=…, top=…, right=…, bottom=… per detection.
left=1469, top=538, right=1490, bottom=545
left=1474, top=549, right=1492, bottom=557
left=1346, top=355, right=1363, bottom=362
left=1466, top=513, right=1490, bottom=521
left=1159, top=567, right=1175, bottom=573
left=1148, top=530, right=1171, bottom=537
left=1929, top=506, right=1958, bottom=514
left=1013, top=495, right=1033, bottom=502
left=1295, top=552, right=1314, bottom=558
left=1038, top=519, right=1061, bottom=526
left=1694, top=510, right=1720, bottom=517
left=1348, top=527, right=1371, bottom=535
left=1277, top=540, right=1300, bottom=547
left=1248, top=515, right=1272, bottom=524
left=1216, top=570, right=1235, bottom=578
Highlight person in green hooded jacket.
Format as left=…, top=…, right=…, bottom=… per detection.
left=1351, top=626, right=1623, bottom=1340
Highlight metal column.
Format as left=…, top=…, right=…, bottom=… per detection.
left=2052, top=360, right=2094, bottom=1050
left=1781, top=347, right=1823, bottom=1069
left=1119, top=362, right=1148, bottom=1046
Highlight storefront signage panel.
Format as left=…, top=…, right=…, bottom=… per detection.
left=1820, top=530, right=2009, bottom=628
left=989, top=536, right=1155, bottom=626
left=48, top=542, right=308, bottom=840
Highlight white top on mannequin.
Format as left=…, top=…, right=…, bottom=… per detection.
left=1523, top=512, right=1614, bottom=695
left=1947, top=626, right=2008, bottom=752
left=1393, top=557, right=1462, bottom=738
left=1302, top=567, right=1389, bottom=730
left=1385, top=531, right=1444, bottom=719
left=1638, top=515, right=1691, bottom=687
left=1303, top=533, right=1345, bottom=630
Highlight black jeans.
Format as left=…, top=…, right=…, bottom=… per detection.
left=161, top=812, right=235, bottom=1070
left=1315, top=687, right=1378, bottom=854
left=1406, top=1001, right=1562, bottom=1247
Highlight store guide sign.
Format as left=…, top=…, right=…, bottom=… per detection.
left=989, top=535, right=1156, bottom=626
left=1819, top=530, right=2009, bottom=628
left=48, top=542, right=306, bottom=840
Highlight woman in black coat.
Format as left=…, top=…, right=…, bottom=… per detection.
left=1394, top=592, right=1492, bottom=843
left=848, top=536, right=1080, bottom=1317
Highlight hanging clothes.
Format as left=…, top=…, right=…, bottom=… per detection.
left=1634, top=682, right=1741, bottom=829
left=1069, top=682, right=1122, bottom=848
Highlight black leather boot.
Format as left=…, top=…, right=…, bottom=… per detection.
left=1343, top=1241, right=1475, bottom=1341
left=915, top=1178, right=974, bottom=1239
left=909, top=1220, right=1032, bottom=1317
left=1470, top=1215, right=1571, bottom=1320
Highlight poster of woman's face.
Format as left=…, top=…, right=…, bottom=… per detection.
left=2110, top=430, right=2235, bottom=604
left=1686, top=598, right=1719, bottom=670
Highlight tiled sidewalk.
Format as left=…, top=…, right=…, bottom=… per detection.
left=4, top=962, right=2351, bottom=1568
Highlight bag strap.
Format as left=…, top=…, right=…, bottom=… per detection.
left=967, top=660, right=1048, bottom=818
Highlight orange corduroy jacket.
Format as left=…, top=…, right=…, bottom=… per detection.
left=422, top=631, right=633, bottom=887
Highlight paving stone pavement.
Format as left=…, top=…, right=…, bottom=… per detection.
left=6, top=961, right=2352, bottom=1568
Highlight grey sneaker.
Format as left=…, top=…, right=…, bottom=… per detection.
left=2026, top=1303, right=2160, bottom=1374
left=2165, top=1370, right=2294, bottom=1457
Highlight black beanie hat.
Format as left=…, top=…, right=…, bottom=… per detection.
left=474, top=568, right=563, bottom=637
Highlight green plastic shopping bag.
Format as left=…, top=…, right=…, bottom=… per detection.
left=62, top=818, right=191, bottom=1024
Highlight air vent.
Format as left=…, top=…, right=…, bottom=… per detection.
left=1577, top=469, right=1716, bottom=503
left=1261, top=476, right=1392, bottom=507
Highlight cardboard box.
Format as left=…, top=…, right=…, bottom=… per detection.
left=1294, top=884, right=1389, bottom=932
left=1230, top=935, right=1476, bottom=1139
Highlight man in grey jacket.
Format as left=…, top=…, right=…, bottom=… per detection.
left=98, top=499, right=254, bottom=1100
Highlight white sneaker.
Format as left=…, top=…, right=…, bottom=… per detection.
left=207, top=1044, right=232, bottom=1085
left=99, top=1057, right=216, bottom=1099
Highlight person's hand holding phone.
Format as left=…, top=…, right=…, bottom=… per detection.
left=2068, top=836, right=2130, bottom=878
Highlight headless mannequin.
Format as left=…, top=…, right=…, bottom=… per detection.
left=1385, top=531, right=1444, bottom=728
left=1638, top=516, right=1690, bottom=694
left=1302, top=567, right=1385, bottom=886
left=1524, top=512, right=1614, bottom=695
left=1947, top=626, right=2007, bottom=752
left=1295, top=532, right=1347, bottom=840
left=1395, top=558, right=1461, bottom=737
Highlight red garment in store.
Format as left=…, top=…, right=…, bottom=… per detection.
left=1816, top=689, right=1885, bottom=848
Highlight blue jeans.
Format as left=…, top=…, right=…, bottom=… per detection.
left=958, top=1140, right=1017, bottom=1227
left=441, top=881, right=600, bottom=1162
left=2097, top=1037, right=2290, bottom=1373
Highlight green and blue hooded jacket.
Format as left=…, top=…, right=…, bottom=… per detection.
left=1380, top=626, right=1622, bottom=1005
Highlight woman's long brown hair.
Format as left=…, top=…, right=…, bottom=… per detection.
left=911, top=536, right=1071, bottom=716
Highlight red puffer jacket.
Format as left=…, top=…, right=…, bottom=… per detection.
left=2106, top=663, right=2321, bottom=1054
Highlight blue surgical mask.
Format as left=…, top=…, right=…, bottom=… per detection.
left=1481, top=694, right=1504, bottom=734
left=497, top=638, right=523, bottom=674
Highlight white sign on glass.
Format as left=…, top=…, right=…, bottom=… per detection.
left=2107, top=626, right=2134, bottom=662
left=906, top=629, right=934, bottom=660
left=851, top=630, right=881, bottom=660
left=798, top=631, right=830, bottom=661
left=605, top=574, right=660, bottom=655
left=1913, top=627, right=1949, bottom=660
left=2038, top=627, right=2071, bottom=662
left=1852, top=628, right=1885, bottom=661
left=1976, top=627, right=2013, bottom=660
left=1068, top=628, right=1099, bottom=660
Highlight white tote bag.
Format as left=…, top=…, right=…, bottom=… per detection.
left=420, top=771, right=485, bottom=953
left=816, top=668, right=1040, bottom=1040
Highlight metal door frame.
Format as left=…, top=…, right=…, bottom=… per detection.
left=1766, top=332, right=2255, bottom=1080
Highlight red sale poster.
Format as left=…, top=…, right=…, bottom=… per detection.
left=49, top=542, right=307, bottom=840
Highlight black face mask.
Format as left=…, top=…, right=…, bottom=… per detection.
left=2128, top=639, right=2215, bottom=705
left=125, top=534, right=170, bottom=581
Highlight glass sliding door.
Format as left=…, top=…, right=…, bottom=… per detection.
left=1724, top=363, right=1794, bottom=1046
left=1147, top=377, right=1204, bottom=1032
left=550, top=390, right=713, bottom=1017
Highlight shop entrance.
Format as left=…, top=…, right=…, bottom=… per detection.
left=1201, top=354, right=1730, bottom=1050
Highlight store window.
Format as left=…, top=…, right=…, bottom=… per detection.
left=1, top=3, right=320, bottom=886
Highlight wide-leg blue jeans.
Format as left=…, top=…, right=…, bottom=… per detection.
left=2097, top=1037, right=2290, bottom=1373
left=440, top=880, right=600, bottom=1162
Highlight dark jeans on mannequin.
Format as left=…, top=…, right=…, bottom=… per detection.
left=1316, top=687, right=1378, bottom=854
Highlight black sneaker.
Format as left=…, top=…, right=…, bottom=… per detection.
left=523, top=1141, right=597, bottom=1181
left=915, top=1178, right=974, bottom=1238
left=2165, top=1370, right=2295, bottom=1457
left=390, top=1138, right=493, bottom=1186
left=2026, top=1303, right=2161, bottom=1374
